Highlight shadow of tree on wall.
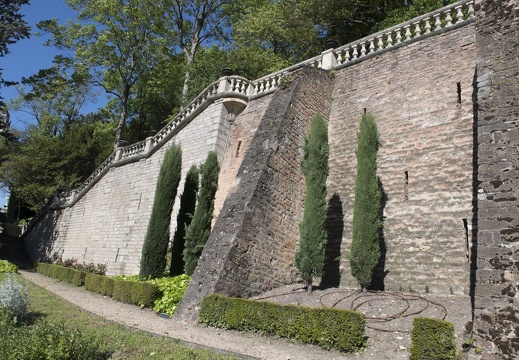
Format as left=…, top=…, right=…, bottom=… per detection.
left=370, top=179, right=388, bottom=291
left=321, top=193, right=343, bottom=288
left=24, top=210, right=62, bottom=263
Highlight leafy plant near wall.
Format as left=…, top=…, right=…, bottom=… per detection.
left=140, top=144, right=182, bottom=280
left=410, top=317, right=457, bottom=360
left=350, top=113, right=382, bottom=290
left=0, top=260, right=18, bottom=273
left=296, top=114, right=329, bottom=292
left=183, top=151, right=220, bottom=275
left=170, top=165, right=199, bottom=276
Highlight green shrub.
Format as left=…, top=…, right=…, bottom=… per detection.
left=147, top=274, right=190, bottom=317
left=410, top=317, right=457, bottom=360
left=84, top=273, right=114, bottom=296
left=170, top=165, right=199, bottom=276
left=0, top=274, right=30, bottom=322
left=36, top=263, right=86, bottom=286
left=0, top=310, right=106, bottom=360
left=200, top=294, right=366, bottom=353
left=183, top=151, right=220, bottom=275
left=296, top=114, right=329, bottom=291
left=0, top=260, right=18, bottom=273
left=112, top=278, right=161, bottom=308
left=350, top=113, right=382, bottom=289
left=140, top=144, right=182, bottom=280
left=56, top=257, right=107, bottom=275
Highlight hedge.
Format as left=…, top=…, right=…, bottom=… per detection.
left=35, top=263, right=86, bottom=286
left=410, top=317, right=457, bottom=360
left=36, top=263, right=161, bottom=308
left=199, top=294, right=366, bottom=353
left=84, top=273, right=161, bottom=308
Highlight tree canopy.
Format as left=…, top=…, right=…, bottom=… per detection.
left=2, top=0, right=453, bottom=218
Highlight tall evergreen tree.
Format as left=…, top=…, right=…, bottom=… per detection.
left=183, top=151, right=219, bottom=275
left=350, top=113, right=382, bottom=290
left=296, top=114, right=329, bottom=293
left=139, top=144, right=182, bottom=279
left=170, top=164, right=199, bottom=276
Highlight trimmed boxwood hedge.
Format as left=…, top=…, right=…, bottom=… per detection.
left=199, top=294, right=366, bottom=353
left=84, top=273, right=114, bottom=297
left=410, top=317, right=457, bottom=360
left=35, top=263, right=86, bottom=286
left=36, top=263, right=161, bottom=308
left=84, top=273, right=161, bottom=308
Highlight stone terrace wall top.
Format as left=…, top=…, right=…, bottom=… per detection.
left=35, top=0, right=476, bottom=215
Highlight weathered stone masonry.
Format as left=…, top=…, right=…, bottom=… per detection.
left=21, top=1, right=518, bottom=357
left=473, top=0, right=519, bottom=358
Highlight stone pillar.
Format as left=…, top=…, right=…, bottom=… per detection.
left=473, top=0, right=519, bottom=358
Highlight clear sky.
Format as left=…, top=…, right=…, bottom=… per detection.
left=0, top=0, right=79, bottom=208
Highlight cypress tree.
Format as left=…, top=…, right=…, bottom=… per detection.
left=183, top=151, right=220, bottom=275
left=295, top=114, right=329, bottom=292
left=169, top=164, right=199, bottom=276
left=139, top=144, right=182, bottom=280
left=350, top=113, right=382, bottom=290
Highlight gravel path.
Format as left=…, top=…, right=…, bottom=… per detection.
left=19, top=271, right=472, bottom=360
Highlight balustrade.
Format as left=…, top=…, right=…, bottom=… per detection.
left=333, top=0, right=474, bottom=65
left=59, top=0, right=475, bottom=209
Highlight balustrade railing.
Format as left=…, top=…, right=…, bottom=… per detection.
left=333, top=0, right=474, bottom=65
left=50, top=0, right=474, bottom=209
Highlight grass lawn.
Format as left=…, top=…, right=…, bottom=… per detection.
left=0, top=273, right=236, bottom=360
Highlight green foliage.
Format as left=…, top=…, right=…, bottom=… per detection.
left=0, top=273, right=30, bottom=322
left=84, top=273, right=114, bottom=297
left=89, top=273, right=189, bottom=315
left=140, top=144, right=182, bottom=279
left=376, top=0, right=453, bottom=31
left=183, top=151, right=220, bottom=275
left=350, top=113, right=382, bottom=289
left=410, top=317, right=457, bottom=360
left=0, top=0, right=30, bottom=96
left=170, top=165, right=199, bottom=276
left=200, top=294, right=366, bottom=352
left=0, top=119, right=113, bottom=212
left=0, top=260, right=18, bottom=273
left=35, top=263, right=87, bottom=286
left=146, top=274, right=191, bottom=317
left=112, top=279, right=162, bottom=308
left=296, top=114, right=329, bottom=290
left=0, top=309, right=105, bottom=360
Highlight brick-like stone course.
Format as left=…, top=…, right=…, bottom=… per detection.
left=175, top=67, right=333, bottom=322
left=328, top=23, right=477, bottom=295
left=23, top=102, right=230, bottom=276
left=473, top=0, right=519, bottom=358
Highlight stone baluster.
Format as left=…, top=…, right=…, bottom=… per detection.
left=368, top=39, right=375, bottom=54
left=455, top=5, right=464, bottom=23
left=352, top=45, right=358, bottom=60
left=424, top=17, right=431, bottom=34
left=468, top=1, right=475, bottom=19
left=395, top=29, right=402, bottom=44
left=386, top=32, right=393, bottom=47
left=377, top=35, right=384, bottom=50
left=413, top=21, right=422, bottom=38
left=404, top=25, right=412, bottom=41
left=360, top=41, right=367, bottom=57
left=434, top=13, right=442, bottom=31
left=445, top=9, right=453, bottom=27
left=336, top=49, right=343, bottom=64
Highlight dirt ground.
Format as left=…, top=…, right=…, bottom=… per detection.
left=20, top=271, right=475, bottom=360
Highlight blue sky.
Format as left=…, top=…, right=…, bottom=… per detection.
left=0, top=0, right=79, bottom=208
